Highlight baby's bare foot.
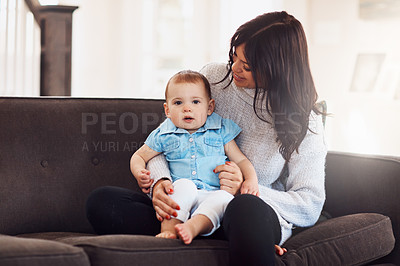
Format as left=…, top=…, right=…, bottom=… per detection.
left=156, top=231, right=177, bottom=239
left=175, top=223, right=194, bottom=244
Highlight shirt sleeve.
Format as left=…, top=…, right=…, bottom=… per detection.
left=144, top=127, right=163, bottom=153
left=220, top=117, right=242, bottom=145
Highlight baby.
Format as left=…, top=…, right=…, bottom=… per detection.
left=130, top=70, right=258, bottom=244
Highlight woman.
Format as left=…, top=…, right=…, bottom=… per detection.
left=86, top=11, right=327, bottom=266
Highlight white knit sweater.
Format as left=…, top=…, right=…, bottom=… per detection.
left=148, top=63, right=327, bottom=244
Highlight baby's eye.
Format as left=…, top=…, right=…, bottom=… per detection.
left=193, top=100, right=200, bottom=104
left=174, top=101, right=182, bottom=105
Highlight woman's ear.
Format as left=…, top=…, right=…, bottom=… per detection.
left=164, top=103, right=171, bottom=118
left=207, top=99, right=215, bottom=115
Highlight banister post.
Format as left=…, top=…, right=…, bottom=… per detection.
left=38, top=5, right=78, bottom=96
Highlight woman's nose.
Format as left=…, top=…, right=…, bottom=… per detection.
left=232, top=61, right=242, bottom=73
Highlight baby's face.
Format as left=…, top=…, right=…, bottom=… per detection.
left=164, top=81, right=214, bottom=133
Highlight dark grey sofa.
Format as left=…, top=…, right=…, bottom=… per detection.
left=0, top=97, right=397, bottom=266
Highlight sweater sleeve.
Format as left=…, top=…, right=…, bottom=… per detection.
left=259, top=114, right=327, bottom=227
left=148, top=154, right=172, bottom=196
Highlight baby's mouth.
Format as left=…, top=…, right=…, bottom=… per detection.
left=184, top=116, right=194, bottom=122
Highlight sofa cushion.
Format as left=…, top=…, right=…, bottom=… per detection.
left=60, top=235, right=229, bottom=266
left=18, top=232, right=96, bottom=241
left=278, top=213, right=395, bottom=265
left=0, top=234, right=90, bottom=266
left=53, top=213, right=393, bottom=266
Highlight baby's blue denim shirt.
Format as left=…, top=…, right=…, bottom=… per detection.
left=145, top=113, right=241, bottom=191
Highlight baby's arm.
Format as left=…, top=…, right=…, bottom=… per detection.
left=224, top=140, right=259, bottom=196
left=130, top=144, right=161, bottom=193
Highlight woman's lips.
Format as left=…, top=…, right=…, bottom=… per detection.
left=233, top=73, right=244, bottom=81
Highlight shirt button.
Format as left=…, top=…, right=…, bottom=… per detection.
left=189, top=138, right=193, bottom=142
left=191, top=155, right=195, bottom=159
left=192, top=171, right=196, bottom=175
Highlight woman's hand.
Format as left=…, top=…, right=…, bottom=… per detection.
left=275, top=245, right=287, bottom=256
left=214, top=161, right=243, bottom=195
left=152, top=179, right=180, bottom=222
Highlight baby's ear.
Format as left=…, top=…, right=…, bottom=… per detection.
left=207, top=99, right=215, bottom=115
left=164, top=103, right=171, bottom=118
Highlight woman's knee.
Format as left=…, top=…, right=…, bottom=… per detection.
left=225, top=194, right=271, bottom=218
left=86, top=186, right=148, bottom=218
left=86, top=186, right=116, bottom=211
left=223, top=194, right=281, bottom=243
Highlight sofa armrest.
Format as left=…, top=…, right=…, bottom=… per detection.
left=324, top=151, right=400, bottom=264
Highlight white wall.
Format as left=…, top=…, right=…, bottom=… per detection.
left=70, top=0, right=282, bottom=98
left=67, top=0, right=400, bottom=156
left=304, top=0, right=400, bottom=156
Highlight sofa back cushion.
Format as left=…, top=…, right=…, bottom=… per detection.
left=0, top=97, right=165, bottom=235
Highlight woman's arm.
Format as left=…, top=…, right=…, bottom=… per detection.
left=260, top=115, right=327, bottom=227
left=147, top=154, right=172, bottom=193
left=130, top=144, right=160, bottom=193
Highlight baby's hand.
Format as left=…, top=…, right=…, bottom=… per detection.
left=136, top=169, right=153, bottom=193
left=240, top=179, right=259, bottom=196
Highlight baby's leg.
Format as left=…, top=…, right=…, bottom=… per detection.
left=157, top=179, right=198, bottom=239
left=175, top=214, right=213, bottom=245
left=156, top=218, right=181, bottom=239
left=192, top=190, right=234, bottom=236
left=176, top=190, right=234, bottom=244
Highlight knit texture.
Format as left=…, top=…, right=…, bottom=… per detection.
left=149, top=63, right=327, bottom=244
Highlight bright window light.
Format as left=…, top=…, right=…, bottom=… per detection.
left=38, top=0, right=59, bottom=5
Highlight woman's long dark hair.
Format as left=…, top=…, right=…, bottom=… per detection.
left=221, top=11, right=321, bottom=162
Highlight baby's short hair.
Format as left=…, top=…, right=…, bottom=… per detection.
left=165, top=70, right=211, bottom=100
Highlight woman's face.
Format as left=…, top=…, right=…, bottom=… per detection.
left=231, top=44, right=256, bottom=89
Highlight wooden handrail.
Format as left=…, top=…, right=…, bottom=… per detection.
left=24, top=0, right=41, bottom=23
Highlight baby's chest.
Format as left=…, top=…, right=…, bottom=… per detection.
left=161, top=132, right=225, bottom=160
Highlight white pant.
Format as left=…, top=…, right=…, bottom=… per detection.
left=170, top=178, right=234, bottom=236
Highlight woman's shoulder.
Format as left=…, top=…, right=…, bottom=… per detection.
left=200, top=62, right=229, bottom=83
left=308, top=111, right=325, bottom=134
left=296, top=112, right=327, bottom=155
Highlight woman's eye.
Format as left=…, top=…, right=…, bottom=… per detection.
left=244, top=66, right=251, bottom=72
left=232, top=53, right=237, bottom=61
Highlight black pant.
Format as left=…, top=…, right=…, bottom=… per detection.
left=86, top=186, right=281, bottom=266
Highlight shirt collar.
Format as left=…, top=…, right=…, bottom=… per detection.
left=159, top=112, right=222, bottom=135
